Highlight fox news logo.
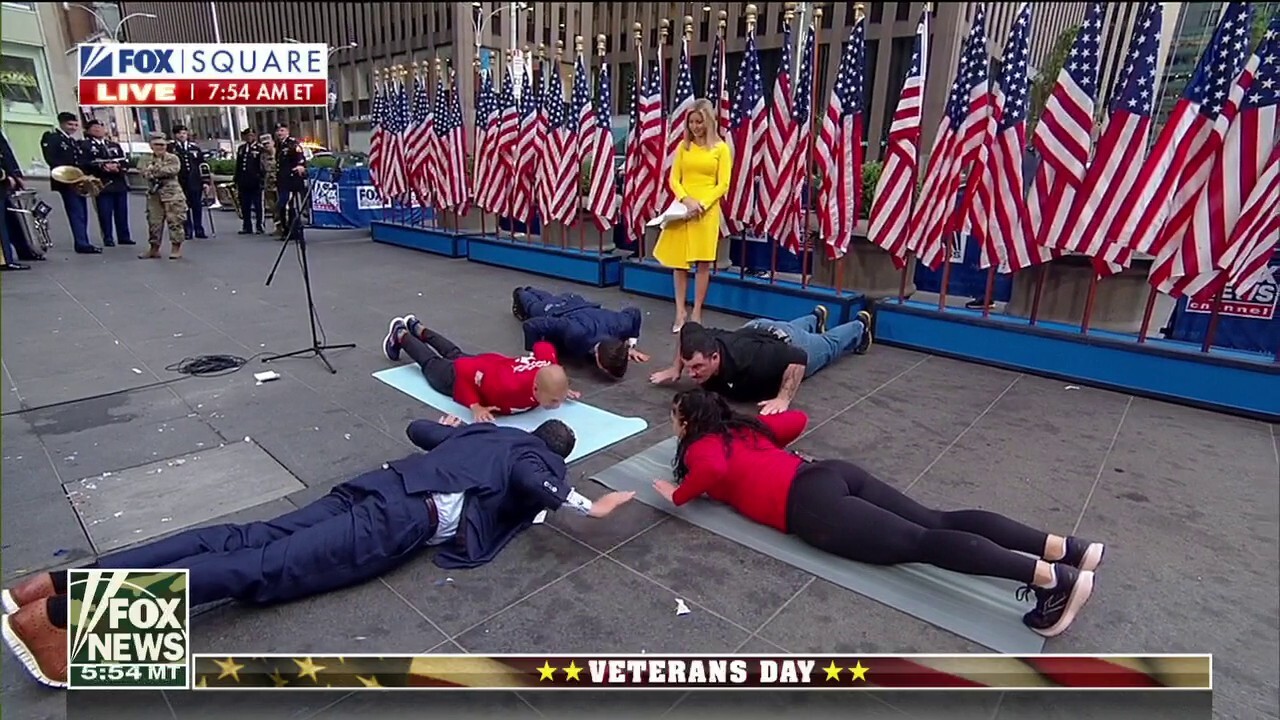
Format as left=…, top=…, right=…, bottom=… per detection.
left=67, top=569, right=190, bottom=689
left=1186, top=272, right=1278, bottom=320
left=78, top=43, right=327, bottom=79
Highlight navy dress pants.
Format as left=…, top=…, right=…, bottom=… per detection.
left=96, top=469, right=437, bottom=607
left=94, top=191, right=131, bottom=244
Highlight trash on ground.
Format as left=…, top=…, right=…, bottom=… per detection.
left=675, top=599, right=691, bottom=616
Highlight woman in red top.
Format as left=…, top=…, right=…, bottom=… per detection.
left=652, top=389, right=1104, bottom=638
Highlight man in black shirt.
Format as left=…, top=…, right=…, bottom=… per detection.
left=81, top=120, right=133, bottom=246
left=169, top=125, right=207, bottom=239
left=650, top=306, right=873, bottom=414
left=233, top=128, right=264, bottom=234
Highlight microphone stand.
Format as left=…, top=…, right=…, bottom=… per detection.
left=262, top=170, right=355, bottom=373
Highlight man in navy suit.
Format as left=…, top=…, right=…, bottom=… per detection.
left=1, top=415, right=635, bottom=689
left=511, top=285, right=651, bottom=380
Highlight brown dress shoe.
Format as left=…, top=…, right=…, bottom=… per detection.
left=1, top=601, right=68, bottom=688
left=1, top=573, right=54, bottom=615
left=138, top=245, right=162, bottom=259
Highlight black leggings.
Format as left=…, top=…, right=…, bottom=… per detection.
left=785, top=460, right=1045, bottom=584
left=402, top=329, right=469, bottom=396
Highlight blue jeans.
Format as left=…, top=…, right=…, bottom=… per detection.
left=59, top=190, right=93, bottom=250
left=744, top=314, right=865, bottom=378
left=516, top=287, right=580, bottom=318
left=94, top=191, right=131, bottom=244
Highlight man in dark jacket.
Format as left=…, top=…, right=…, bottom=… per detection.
left=1, top=415, right=635, bottom=689
left=169, top=124, right=208, bottom=239
left=233, top=128, right=264, bottom=234
left=511, top=285, right=650, bottom=379
left=81, top=120, right=133, bottom=246
left=0, top=131, right=31, bottom=270
left=40, top=112, right=99, bottom=254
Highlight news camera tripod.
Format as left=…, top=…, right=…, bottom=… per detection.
left=262, top=174, right=355, bottom=373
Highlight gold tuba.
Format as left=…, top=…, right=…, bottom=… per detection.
left=51, top=165, right=104, bottom=197
left=199, top=162, right=218, bottom=207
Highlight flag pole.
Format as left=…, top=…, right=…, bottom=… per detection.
left=1201, top=286, right=1225, bottom=354
left=392, top=64, right=405, bottom=227
left=897, top=3, right=929, bottom=305
left=740, top=6, right=757, bottom=280
left=713, top=9, right=727, bottom=277
left=534, top=43, right=546, bottom=246
left=837, top=3, right=865, bottom=297
left=574, top=35, right=587, bottom=253
left=800, top=5, right=822, bottom=289
left=1079, top=271, right=1101, bottom=335
left=418, top=60, right=433, bottom=230
left=596, top=32, right=608, bottom=256
left=472, top=50, right=488, bottom=240
left=554, top=39, right=567, bottom=249
left=658, top=17, right=670, bottom=260
left=438, top=57, right=457, bottom=236
left=772, top=2, right=798, bottom=287
left=633, top=22, right=648, bottom=259
left=1135, top=284, right=1161, bottom=342
left=503, top=47, right=516, bottom=244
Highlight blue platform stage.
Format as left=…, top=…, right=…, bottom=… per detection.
left=620, top=258, right=865, bottom=325
left=466, top=233, right=622, bottom=287
left=874, top=300, right=1280, bottom=421
left=370, top=221, right=471, bottom=258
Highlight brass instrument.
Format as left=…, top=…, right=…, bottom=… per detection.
left=218, top=181, right=241, bottom=218
left=51, top=165, right=104, bottom=197
left=198, top=162, right=217, bottom=207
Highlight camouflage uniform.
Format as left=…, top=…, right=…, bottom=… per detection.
left=261, top=149, right=282, bottom=235
left=140, top=153, right=188, bottom=258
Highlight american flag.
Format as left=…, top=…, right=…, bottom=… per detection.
left=1224, top=142, right=1280, bottom=297
left=867, top=11, right=928, bottom=268
left=708, top=31, right=730, bottom=137
left=369, top=79, right=386, bottom=192
left=1152, top=18, right=1280, bottom=298
left=473, top=71, right=499, bottom=211
left=906, top=4, right=990, bottom=271
left=622, top=73, right=647, bottom=243
left=511, top=66, right=540, bottom=225
left=495, top=70, right=520, bottom=218
left=761, top=22, right=796, bottom=243
left=964, top=4, right=1047, bottom=272
left=724, top=33, right=766, bottom=232
left=662, top=38, right=697, bottom=211
left=1051, top=0, right=1164, bottom=269
left=1025, top=2, right=1105, bottom=258
left=577, top=54, right=616, bottom=231
left=381, top=78, right=411, bottom=201
left=438, top=67, right=470, bottom=213
left=1098, top=2, right=1255, bottom=272
left=764, top=24, right=816, bottom=253
left=816, top=17, right=866, bottom=260
left=540, top=61, right=578, bottom=225
left=406, top=75, right=437, bottom=210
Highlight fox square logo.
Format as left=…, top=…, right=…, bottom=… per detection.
left=67, top=569, right=190, bottom=689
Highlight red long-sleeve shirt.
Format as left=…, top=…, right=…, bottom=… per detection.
left=671, top=411, right=808, bottom=532
left=452, top=341, right=559, bottom=415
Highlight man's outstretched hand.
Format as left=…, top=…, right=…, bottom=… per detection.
left=628, top=348, right=651, bottom=363
left=649, top=367, right=680, bottom=385
left=758, top=398, right=790, bottom=415
left=567, top=388, right=582, bottom=400
left=437, top=414, right=466, bottom=427
left=588, top=491, right=635, bottom=518
left=469, top=404, right=500, bottom=423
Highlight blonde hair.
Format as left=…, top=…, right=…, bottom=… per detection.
left=683, top=99, right=719, bottom=149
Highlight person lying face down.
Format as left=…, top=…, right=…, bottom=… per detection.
left=0, top=414, right=636, bottom=689
left=648, top=306, right=873, bottom=415
left=383, top=313, right=580, bottom=423
left=511, top=286, right=651, bottom=380
left=649, top=388, right=1104, bottom=640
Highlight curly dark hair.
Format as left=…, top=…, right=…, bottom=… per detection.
left=671, top=388, right=780, bottom=481
left=596, top=338, right=630, bottom=380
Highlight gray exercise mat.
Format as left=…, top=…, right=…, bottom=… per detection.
left=591, top=438, right=1047, bottom=654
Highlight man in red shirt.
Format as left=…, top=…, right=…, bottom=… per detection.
left=384, top=315, right=575, bottom=423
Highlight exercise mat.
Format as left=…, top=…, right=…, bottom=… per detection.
left=372, top=365, right=648, bottom=463
left=591, top=438, right=1048, bottom=654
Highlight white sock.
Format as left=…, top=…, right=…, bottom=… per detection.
left=1040, top=565, right=1059, bottom=590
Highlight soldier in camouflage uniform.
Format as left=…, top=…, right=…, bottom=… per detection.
left=139, top=134, right=187, bottom=260
left=259, top=135, right=283, bottom=236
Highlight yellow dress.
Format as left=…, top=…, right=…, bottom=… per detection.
left=653, top=141, right=732, bottom=270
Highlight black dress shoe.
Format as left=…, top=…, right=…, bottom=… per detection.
left=195, top=233, right=209, bottom=239
left=238, top=229, right=253, bottom=235
left=103, top=240, right=116, bottom=247
left=75, top=246, right=103, bottom=254
left=118, top=239, right=136, bottom=245
left=0, top=263, right=31, bottom=271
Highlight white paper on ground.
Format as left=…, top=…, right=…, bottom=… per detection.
left=675, top=598, right=691, bottom=616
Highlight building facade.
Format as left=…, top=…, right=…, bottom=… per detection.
left=1, top=1, right=79, bottom=169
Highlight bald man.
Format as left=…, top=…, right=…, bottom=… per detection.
left=383, top=315, right=577, bottom=424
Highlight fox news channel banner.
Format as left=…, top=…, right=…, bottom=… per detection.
left=77, top=43, right=329, bottom=107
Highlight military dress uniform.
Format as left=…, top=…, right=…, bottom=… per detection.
left=275, top=135, right=308, bottom=240
left=170, top=138, right=207, bottom=238
left=233, top=140, right=264, bottom=233
left=82, top=136, right=133, bottom=245
left=140, top=153, right=187, bottom=259
left=39, top=128, right=96, bottom=252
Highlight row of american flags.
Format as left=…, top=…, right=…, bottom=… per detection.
left=366, top=3, right=1278, bottom=307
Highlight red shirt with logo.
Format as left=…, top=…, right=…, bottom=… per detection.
left=452, top=341, right=559, bottom=414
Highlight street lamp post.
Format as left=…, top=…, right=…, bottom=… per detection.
left=284, top=39, right=357, bottom=150
left=470, top=3, right=530, bottom=89
left=64, top=4, right=155, bottom=147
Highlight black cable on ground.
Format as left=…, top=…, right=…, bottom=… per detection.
left=1, top=352, right=270, bottom=417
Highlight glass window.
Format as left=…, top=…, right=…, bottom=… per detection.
left=0, top=50, right=52, bottom=117
left=896, top=1, right=912, bottom=22
left=1, top=2, right=35, bottom=10
left=870, top=3, right=884, bottom=23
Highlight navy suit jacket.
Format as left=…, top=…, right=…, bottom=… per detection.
left=522, top=296, right=643, bottom=359
left=389, top=421, right=572, bottom=569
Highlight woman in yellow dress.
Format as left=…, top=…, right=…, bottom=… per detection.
left=653, top=99, right=731, bottom=332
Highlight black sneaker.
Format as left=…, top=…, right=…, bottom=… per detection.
left=812, top=305, right=829, bottom=334
left=383, top=317, right=407, bottom=361
left=512, top=288, right=529, bottom=321
left=404, top=314, right=428, bottom=342
left=855, top=309, right=874, bottom=354
left=1061, top=537, right=1106, bottom=572
left=1018, top=564, right=1095, bottom=638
